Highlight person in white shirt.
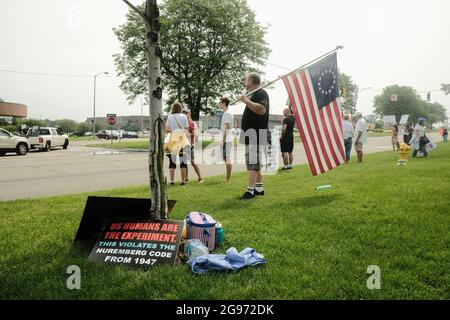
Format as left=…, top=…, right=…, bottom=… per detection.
left=342, top=114, right=354, bottom=163
left=411, top=118, right=428, bottom=158
left=353, top=112, right=368, bottom=163
left=165, top=102, right=190, bottom=185
left=219, top=97, right=234, bottom=182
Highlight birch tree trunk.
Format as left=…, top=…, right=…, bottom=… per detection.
left=123, top=0, right=167, bottom=220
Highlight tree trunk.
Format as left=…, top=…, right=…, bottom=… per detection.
left=124, top=0, right=167, bottom=220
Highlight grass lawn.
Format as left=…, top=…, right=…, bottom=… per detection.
left=368, top=131, right=393, bottom=137
left=70, top=136, right=97, bottom=142
left=88, top=139, right=216, bottom=150
left=0, top=144, right=449, bottom=300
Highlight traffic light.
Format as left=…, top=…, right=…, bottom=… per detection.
left=340, top=87, right=346, bottom=97
left=427, top=92, right=431, bottom=102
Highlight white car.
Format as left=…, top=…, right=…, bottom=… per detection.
left=27, top=127, right=69, bottom=151
left=0, top=128, right=30, bottom=156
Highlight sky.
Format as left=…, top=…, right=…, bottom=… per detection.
left=1, top=0, right=449, bottom=122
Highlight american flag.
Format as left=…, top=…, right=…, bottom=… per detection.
left=282, top=53, right=346, bottom=176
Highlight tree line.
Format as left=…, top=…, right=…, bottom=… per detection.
left=114, top=0, right=270, bottom=121
left=373, top=85, right=447, bottom=127
left=0, top=118, right=142, bottom=136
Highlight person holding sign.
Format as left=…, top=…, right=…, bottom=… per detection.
left=411, top=118, right=428, bottom=158
left=403, top=123, right=414, bottom=145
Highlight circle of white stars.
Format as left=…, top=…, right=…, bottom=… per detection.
left=318, top=69, right=337, bottom=95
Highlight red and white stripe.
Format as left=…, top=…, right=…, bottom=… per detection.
left=187, top=225, right=216, bottom=251
left=282, top=69, right=346, bottom=176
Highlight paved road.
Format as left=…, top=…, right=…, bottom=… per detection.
left=0, top=133, right=441, bottom=201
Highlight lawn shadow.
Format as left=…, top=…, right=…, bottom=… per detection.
left=203, top=196, right=261, bottom=213
left=280, top=194, right=342, bottom=209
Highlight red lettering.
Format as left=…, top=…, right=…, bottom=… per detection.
left=110, top=223, right=123, bottom=230
left=104, top=232, right=121, bottom=240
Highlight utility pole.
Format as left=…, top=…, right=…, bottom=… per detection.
left=93, top=71, right=108, bottom=137
left=141, top=97, right=144, bottom=132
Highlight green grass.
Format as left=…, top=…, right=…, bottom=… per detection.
left=1, top=144, right=449, bottom=300
left=368, top=131, right=393, bottom=137
left=70, top=136, right=97, bottom=142
left=88, top=139, right=216, bottom=150
left=88, top=140, right=150, bottom=150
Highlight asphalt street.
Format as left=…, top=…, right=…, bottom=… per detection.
left=0, top=133, right=441, bottom=201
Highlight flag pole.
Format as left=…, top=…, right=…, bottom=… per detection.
left=231, top=45, right=344, bottom=105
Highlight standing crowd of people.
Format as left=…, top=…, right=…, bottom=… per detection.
left=164, top=73, right=270, bottom=200
left=342, top=114, right=437, bottom=163
left=341, top=112, right=368, bottom=163
left=165, top=73, right=440, bottom=198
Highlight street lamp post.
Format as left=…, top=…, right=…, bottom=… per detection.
left=141, top=97, right=144, bottom=132
left=92, top=71, right=109, bottom=138
left=353, top=86, right=372, bottom=115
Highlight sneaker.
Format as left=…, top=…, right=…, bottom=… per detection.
left=287, top=167, right=293, bottom=170
left=240, top=192, right=255, bottom=200
left=198, top=179, right=204, bottom=184
left=254, top=190, right=265, bottom=196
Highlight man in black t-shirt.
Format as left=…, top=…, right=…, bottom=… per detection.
left=280, top=107, right=295, bottom=170
left=238, top=73, right=270, bottom=200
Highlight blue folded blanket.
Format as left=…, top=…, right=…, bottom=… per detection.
left=187, top=247, right=266, bottom=274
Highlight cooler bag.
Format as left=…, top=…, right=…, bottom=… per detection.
left=186, top=212, right=217, bottom=251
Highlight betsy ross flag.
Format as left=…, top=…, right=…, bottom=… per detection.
left=282, top=53, right=346, bottom=176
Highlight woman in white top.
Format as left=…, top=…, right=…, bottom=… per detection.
left=165, top=102, right=190, bottom=185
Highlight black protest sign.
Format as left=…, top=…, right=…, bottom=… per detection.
left=88, top=220, right=183, bottom=268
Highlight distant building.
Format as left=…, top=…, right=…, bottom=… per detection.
left=0, top=102, right=28, bottom=125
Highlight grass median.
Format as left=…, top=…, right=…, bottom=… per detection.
left=0, top=143, right=449, bottom=299
left=87, top=139, right=217, bottom=150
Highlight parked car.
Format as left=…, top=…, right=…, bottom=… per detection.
left=26, top=127, right=69, bottom=151
left=206, top=128, right=221, bottom=135
left=122, top=131, right=139, bottom=139
left=0, top=128, right=30, bottom=156
left=97, top=130, right=119, bottom=140
left=231, top=128, right=242, bottom=137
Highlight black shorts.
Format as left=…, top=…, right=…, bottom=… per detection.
left=167, top=148, right=188, bottom=169
left=280, top=135, right=294, bottom=153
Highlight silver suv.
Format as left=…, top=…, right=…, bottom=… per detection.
left=0, top=128, right=30, bottom=156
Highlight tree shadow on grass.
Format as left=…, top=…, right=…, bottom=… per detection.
left=205, top=194, right=342, bottom=214
left=261, top=193, right=342, bottom=212
left=203, top=196, right=262, bottom=213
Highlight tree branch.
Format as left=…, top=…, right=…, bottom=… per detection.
left=122, top=0, right=151, bottom=30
